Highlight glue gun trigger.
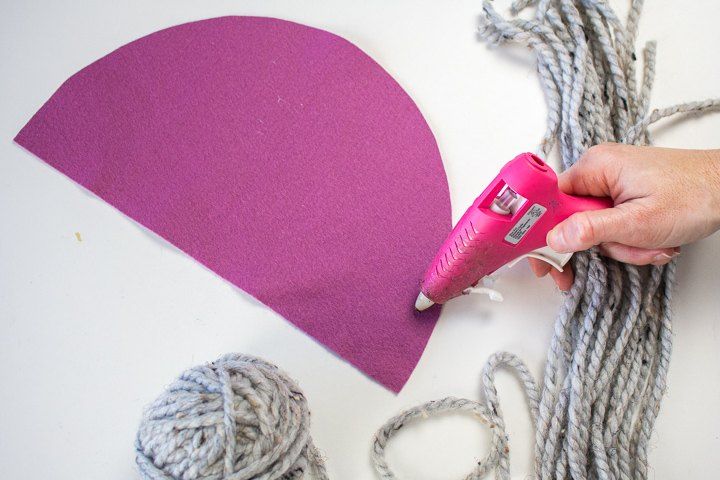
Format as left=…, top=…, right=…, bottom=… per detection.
left=506, top=246, right=573, bottom=272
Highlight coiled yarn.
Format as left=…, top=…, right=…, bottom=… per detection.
left=372, top=1, right=719, bottom=479
left=135, top=354, right=328, bottom=480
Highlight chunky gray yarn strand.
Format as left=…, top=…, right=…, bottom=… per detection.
left=372, top=1, right=719, bottom=479
left=136, top=354, right=328, bottom=480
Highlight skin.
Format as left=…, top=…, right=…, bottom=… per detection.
left=529, top=144, right=720, bottom=291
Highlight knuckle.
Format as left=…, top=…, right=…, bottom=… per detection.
left=574, top=213, right=599, bottom=245
left=585, top=143, right=617, bottom=163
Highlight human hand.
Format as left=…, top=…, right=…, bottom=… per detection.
left=530, top=143, right=720, bottom=290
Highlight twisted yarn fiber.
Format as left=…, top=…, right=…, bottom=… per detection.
left=373, top=1, right=719, bottom=479
left=135, top=354, right=328, bottom=480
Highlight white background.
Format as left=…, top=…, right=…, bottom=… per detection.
left=1, top=1, right=719, bottom=478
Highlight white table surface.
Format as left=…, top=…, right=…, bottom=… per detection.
left=1, top=1, right=719, bottom=478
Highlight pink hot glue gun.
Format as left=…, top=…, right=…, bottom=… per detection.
left=415, top=152, right=612, bottom=311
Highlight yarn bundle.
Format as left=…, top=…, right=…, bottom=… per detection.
left=135, top=354, right=328, bottom=480
left=373, top=1, right=719, bottom=479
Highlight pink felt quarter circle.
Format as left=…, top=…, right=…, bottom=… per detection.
left=15, top=16, right=451, bottom=392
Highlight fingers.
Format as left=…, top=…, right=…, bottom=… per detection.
left=549, top=267, right=574, bottom=291
left=547, top=207, right=628, bottom=253
left=599, top=243, right=680, bottom=265
left=528, top=258, right=574, bottom=291
left=528, top=244, right=677, bottom=293
left=557, top=143, right=622, bottom=197
left=527, top=243, right=679, bottom=293
left=528, top=257, right=552, bottom=277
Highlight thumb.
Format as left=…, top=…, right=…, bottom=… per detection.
left=547, top=207, right=628, bottom=253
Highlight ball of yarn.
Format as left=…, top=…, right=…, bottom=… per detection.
left=135, top=354, right=328, bottom=480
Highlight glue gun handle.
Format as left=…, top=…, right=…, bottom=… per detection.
left=558, top=191, right=613, bottom=218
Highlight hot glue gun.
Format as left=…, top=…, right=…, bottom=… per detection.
left=415, top=153, right=612, bottom=311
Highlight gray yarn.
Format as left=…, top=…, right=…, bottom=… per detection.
left=372, top=1, right=719, bottom=479
left=135, top=354, right=328, bottom=480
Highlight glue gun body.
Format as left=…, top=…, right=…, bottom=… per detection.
left=415, top=153, right=612, bottom=311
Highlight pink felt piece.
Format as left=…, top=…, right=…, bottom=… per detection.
left=15, top=16, right=451, bottom=392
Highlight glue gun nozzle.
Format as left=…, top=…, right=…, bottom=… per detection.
left=414, top=292, right=435, bottom=311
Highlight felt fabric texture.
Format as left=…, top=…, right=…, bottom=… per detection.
left=15, top=16, right=451, bottom=392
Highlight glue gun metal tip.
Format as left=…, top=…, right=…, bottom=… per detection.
left=415, top=292, right=435, bottom=311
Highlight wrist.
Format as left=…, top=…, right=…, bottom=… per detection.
left=701, top=149, right=720, bottom=231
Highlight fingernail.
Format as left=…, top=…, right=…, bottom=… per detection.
left=651, top=252, right=679, bottom=265
left=547, top=227, right=570, bottom=253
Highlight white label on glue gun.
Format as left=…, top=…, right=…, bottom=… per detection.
left=504, top=203, right=547, bottom=245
